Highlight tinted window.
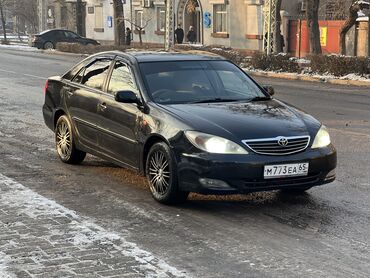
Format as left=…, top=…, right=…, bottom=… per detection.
left=82, top=59, right=112, bottom=90
left=54, top=31, right=65, bottom=39
left=73, top=68, right=85, bottom=83
left=139, top=61, right=265, bottom=104
left=107, top=61, right=136, bottom=94
left=64, top=31, right=79, bottom=39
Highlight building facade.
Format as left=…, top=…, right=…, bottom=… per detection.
left=37, top=0, right=85, bottom=35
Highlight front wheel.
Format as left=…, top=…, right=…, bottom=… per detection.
left=55, top=115, right=86, bottom=164
left=146, top=142, right=189, bottom=205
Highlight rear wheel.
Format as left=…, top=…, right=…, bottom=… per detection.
left=55, top=115, right=86, bottom=164
left=146, top=142, right=189, bottom=205
left=44, top=41, right=55, bottom=50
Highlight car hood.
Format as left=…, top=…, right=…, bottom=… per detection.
left=160, top=99, right=320, bottom=141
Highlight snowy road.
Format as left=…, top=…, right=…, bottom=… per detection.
left=0, top=48, right=370, bottom=277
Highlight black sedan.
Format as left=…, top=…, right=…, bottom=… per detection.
left=32, top=29, right=99, bottom=50
left=42, top=51, right=336, bottom=204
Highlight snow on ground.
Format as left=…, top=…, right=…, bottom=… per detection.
left=0, top=173, right=188, bottom=277
left=245, top=68, right=370, bottom=83
left=0, top=252, right=15, bottom=278
left=0, top=44, right=42, bottom=52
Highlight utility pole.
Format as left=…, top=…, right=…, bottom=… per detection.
left=263, top=0, right=277, bottom=54
left=165, top=0, right=175, bottom=51
left=76, top=0, right=83, bottom=35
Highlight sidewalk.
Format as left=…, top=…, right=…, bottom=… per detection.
left=245, top=70, right=370, bottom=88
left=0, top=174, right=187, bottom=278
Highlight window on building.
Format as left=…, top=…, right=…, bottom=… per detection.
left=157, top=7, right=166, bottom=32
left=213, top=4, right=227, bottom=33
left=135, top=10, right=144, bottom=29
left=95, top=5, right=104, bottom=30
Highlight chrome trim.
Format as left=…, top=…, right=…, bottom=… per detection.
left=72, top=116, right=138, bottom=144
left=242, top=135, right=310, bottom=156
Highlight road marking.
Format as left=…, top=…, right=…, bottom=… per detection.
left=22, top=73, right=46, bottom=80
left=0, top=173, right=188, bottom=277
left=0, top=68, right=45, bottom=80
left=0, top=69, right=17, bottom=74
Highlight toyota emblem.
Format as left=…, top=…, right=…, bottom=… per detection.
left=277, top=137, right=289, bottom=147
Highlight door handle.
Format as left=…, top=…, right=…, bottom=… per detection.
left=99, top=103, right=107, bottom=111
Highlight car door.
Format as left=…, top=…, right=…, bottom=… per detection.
left=97, top=60, right=141, bottom=168
left=64, top=58, right=113, bottom=148
left=54, top=30, right=67, bottom=45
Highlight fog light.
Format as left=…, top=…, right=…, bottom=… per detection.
left=199, top=178, right=231, bottom=189
left=325, top=169, right=336, bottom=180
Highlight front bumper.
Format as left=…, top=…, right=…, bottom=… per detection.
left=176, top=145, right=337, bottom=194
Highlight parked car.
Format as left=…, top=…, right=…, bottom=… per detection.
left=42, top=52, right=337, bottom=204
left=32, top=29, right=99, bottom=49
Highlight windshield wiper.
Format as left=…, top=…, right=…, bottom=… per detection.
left=191, top=98, right=240, bottom=104
left=249, top=96, right=271, bottom=102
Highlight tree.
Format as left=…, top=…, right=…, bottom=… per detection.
left=76, top=0, right=83, bottom=36
left=112, top=0, right=126, bottom=46
left=273, top=0, right=283, bottom=53
left=306, top=0, right=322, bottom=54
left=339, top=0, right=369, bottom=55
left=0, top=0, right=9, bottom=44
left=125, top=18, right=152, bottom=46
left=11, top=0, right=38, bottom=34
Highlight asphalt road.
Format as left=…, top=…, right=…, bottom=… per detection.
left=0, top=48, right=369, bottom=278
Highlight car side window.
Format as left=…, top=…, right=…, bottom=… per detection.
left=81, top=59, right=112, bottom=90
left=107, top=61, right=136, bottom=94
left=72, top=68, right=85, bottom=83
left=65, top=31, right=79, bottom=39
left=55, top=31, right=65, bottom=39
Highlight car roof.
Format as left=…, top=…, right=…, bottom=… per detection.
left=90, top=51, right=226, bottom=63
left=40, top=29, right=74, bottom=34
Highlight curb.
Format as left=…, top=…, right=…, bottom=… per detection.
left=246, top=70, right=370, bottom=87
left=41, top=49, right=89, bottom=58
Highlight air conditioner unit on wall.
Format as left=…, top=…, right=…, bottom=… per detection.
left=142, top=0, right=153, bottom=8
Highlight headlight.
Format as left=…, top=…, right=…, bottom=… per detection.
left=312, top=125, right=331, bottom=149
left=184, top=131, right=248, bottom=154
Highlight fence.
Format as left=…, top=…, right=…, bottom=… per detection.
left=288, top=20, right=345, bottom=57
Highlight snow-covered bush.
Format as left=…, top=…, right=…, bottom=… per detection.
left=250, top=53, right=300, bottom=73
left=309, top=55, right=370, bottom=77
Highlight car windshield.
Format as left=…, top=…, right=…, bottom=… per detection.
left=139, top=60, right=268, bottom=105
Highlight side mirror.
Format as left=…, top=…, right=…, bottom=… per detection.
left=115, top=90, right=140, bottom=104
left=263, top=85, right=275, bottom=96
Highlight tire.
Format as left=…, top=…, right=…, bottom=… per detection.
left=281, top=186, right=312, bottom=195
left=55, top=115, right=86, bottom=164
left=44, top=41, right=55, bottom=50
left=146, top=142, right=189, bottom=205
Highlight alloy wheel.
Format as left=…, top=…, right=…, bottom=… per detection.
left=56, top=120, right=72, bottom=160
left=148, top=150, right=171, bottom=196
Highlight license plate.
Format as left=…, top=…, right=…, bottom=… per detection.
left=264, top=163, right=309, bottom=179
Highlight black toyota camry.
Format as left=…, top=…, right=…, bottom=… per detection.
left=42, top=51, right=337, bottom=204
